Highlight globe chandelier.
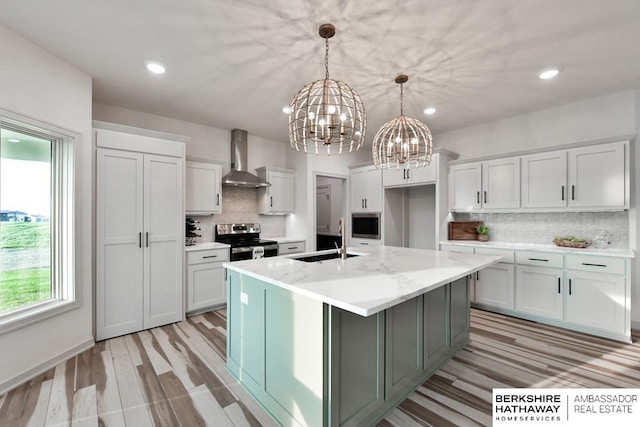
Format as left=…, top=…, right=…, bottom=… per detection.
left=372, top=74, right=433, bottom=169
left=288, top=23, right=366, bottom=155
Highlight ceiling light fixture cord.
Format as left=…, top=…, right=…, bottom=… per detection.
left=325, top=37, right=330, bottom=79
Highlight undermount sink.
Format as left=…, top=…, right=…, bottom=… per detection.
left=292, top=252, right=360, bottom=263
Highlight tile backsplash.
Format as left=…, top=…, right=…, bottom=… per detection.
left=187, top=187, right=286, bottom=242
left=454, top=211, right=628, bottom=248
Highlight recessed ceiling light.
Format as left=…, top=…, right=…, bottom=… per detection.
left=282, top=106, right=292, bottom=114
left=423, top=107, right=436, bottom=115
left=539, top=68, right=559, bottom=80
left=7, top=138, right=20, bottom=143
left=145, top=61, right=166, bottom=74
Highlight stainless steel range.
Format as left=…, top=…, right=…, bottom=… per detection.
left=215, top=223, right=278, bottom=261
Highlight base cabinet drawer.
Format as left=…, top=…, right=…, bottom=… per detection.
left=278, top=241, right=306, bottom=255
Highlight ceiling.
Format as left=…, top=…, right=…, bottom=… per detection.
left=1, top=0, right=640, bottom=146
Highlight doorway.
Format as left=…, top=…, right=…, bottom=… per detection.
left=315, top=175, right=346, bottom=250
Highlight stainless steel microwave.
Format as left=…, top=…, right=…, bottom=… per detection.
left=351, top=212, right=381, bottom=239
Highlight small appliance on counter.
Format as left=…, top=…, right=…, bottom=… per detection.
left=185, top=217, right=201, bottom=246
left=215, top=223, right=278, bottom=261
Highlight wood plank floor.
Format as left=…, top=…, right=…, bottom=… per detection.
left=1, top=308, right=639, bottom=426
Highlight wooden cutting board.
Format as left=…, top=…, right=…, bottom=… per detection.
left=448, top=221, right=482, bottom=240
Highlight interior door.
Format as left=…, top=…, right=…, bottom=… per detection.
left=96, top=149, right=144, bottom=340
left=143, top=154, right=183, bottom=329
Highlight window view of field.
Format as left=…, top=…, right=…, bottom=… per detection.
left=0, top=131, right=52, bottom=314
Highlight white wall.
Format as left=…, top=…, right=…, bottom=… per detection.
left=435, top=89, right=640, bottom=327
left=93, top=103, right=287, bottom=173
left=0, top=23, right=93, bottom=392
left=436, top=90, right=637, bottom=161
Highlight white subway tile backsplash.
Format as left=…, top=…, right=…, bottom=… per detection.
left=454, top=211, right=628, bottom=248
left=186, top=187, right=286, bottom=243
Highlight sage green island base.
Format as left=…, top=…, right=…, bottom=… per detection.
left=226, top=270, right=470, bottom=426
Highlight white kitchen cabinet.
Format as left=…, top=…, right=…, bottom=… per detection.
left=278, top=241, right=306, bottom=255
left=567, top=142, right=627, bottom=209
left=448, top=162, right=481, bottom=211
left=383, top=154, right=437, bottom=188
left=185, top=161, right=222, bottom=215
left=350, top=165, right=382, bottom=212
left=350, top=237, right=382, bottom=247
left=186, top=247, right=229, bottom=313
left=256, top=167, right=295, bottom=214
left=521, top=151, right=567, bottom=209
left=515, top=266, right=563, bottom=320
left=565, top=255, right=628, bottom=336
left=96, top=128, right=184, bottom=341
left=474, top=247, right=514, bottom=311
left=481, top=157, right=520, bottom=210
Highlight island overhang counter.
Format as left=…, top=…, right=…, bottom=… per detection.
left=224, top=245, right=501, bottom=427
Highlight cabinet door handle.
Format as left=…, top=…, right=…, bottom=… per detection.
left=561, top=185, right=565, bottom=201
left=139, top=232, right=142, bottom=248
left=569, top=278, right=572, bottom=295
left=145, top=232, right=149, bottom=247
left=476, top=191, right=480, bottom=204
left=581, top=262, right=607, bottom=268
left=406, top=169, right=410, bottom=180
left=202, top=255, right=218, bottom=259
left=558, top=277, right=561, bottom=294
left=362, top=198, right=364, bottom=209
left=484, top=191, right=487, bottom=204
left=365, top=198, right=367, bottom=209
left=571, top=185, right=575, bottom=200
left=476, top=271, right=479, bottom=281
left=217, top=193, right=220, bottom=206
left=270, top=196, right=273, bottom=207
left=528, top=258, right=549, bottom=262
left=403, top=169, right=406, bottom=180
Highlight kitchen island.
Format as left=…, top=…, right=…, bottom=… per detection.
left=224, top=245, right=500, bottom=426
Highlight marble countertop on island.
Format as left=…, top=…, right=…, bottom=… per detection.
left=224, top=245, right=500, bottom=317
left=440, top=240, right=635, bottom=258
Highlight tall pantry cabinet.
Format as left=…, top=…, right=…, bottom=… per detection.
left=95, top=125, right=186, bottom=341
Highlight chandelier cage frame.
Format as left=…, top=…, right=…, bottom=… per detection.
left=372, top=74, right=433, bottom=169
left=288, top=23, right=366, bottom=155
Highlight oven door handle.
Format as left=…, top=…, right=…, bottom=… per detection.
left=231, top=244, right=278, bottom=253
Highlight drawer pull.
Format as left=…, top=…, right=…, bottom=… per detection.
left=288, top=246, right=298, bottom=250
left=360, top=242, right=369, bottom=246
left=528, top=258, right=549, bottom=262
left=581, top=262, right=607, bottom=268
left=202, top=255, right=218, bottom=259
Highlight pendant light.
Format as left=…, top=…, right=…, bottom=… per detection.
left=288, top=24, right=366, bottom=155
left=372, top=74, right=433, bottom=168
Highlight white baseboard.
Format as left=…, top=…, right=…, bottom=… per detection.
left=632, top=320, right=640, bottom=334
left=0, top=337, right=94, bottom=396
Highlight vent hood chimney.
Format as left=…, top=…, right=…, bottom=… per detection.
left=222, top=129, right=270, bottom=187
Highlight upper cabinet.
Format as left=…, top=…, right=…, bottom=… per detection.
left=521, top=150, right=567, bottom=209
left=185, top=161, right=222, bottom=215
left=450, top=141, right=629, bottom=212
left=383, top=154, right=438, bottom=188
left=568, top=142, right=627, bottom=209
left=449, top=157, right=520, bottom=211
left=256, top=167, right=295, bottom=214
left=350, top=165, right=382, bottom=212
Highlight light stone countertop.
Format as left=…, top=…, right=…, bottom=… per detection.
left=224, top=245, right=501, bottom=317
left=185, top=242, right=230, bottom=252
left=269, top=237, right=307, bottom=244
left=440, top=240, right=635, bottom=258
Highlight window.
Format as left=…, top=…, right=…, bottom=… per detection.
left=0, top=111, right=76, bottom=333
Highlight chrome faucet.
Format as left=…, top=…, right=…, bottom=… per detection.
left=338, top=217, right=347, bottom=259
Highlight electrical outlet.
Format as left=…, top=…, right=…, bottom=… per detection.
left=240, top=292, right=248, bottom=305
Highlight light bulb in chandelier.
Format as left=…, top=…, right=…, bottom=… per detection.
left=288, top=24, right=366, bottom=155
left=372, top=74, right=433, bottom=168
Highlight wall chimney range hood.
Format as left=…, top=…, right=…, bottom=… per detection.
left=222, top=129, right=270, bottom=188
